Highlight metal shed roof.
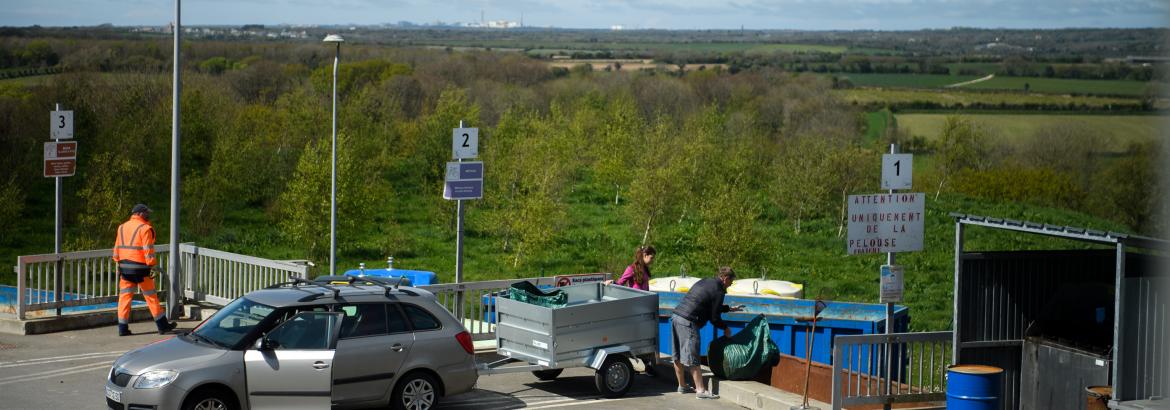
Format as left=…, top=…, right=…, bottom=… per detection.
left=949, top=212, right=1170, bottom=250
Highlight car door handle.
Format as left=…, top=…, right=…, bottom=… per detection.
left=390, top=344, right=404, bottom=352
left=312, top=361, right=330, bottom=370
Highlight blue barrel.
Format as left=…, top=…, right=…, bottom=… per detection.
left=343, top=268, right=437, bottom=286
left=946, top=364, right=1003, bottom=410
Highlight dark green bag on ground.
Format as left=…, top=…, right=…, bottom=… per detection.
left=707, top=314, right=780, bottom=380
left=508, top=281, right=568, bottom=308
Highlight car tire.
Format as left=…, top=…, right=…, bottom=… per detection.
left=594, top=356, right=634, bottom=398
left=392, top=372, right=440, bottom=410
left=182, top=388, right=235, bottom=410
left=532, top=369, right=564, bottom=381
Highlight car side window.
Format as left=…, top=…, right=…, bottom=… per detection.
left=267, top=312, right=340, bottom=350
left=386, top=304, right=409, bottom=334
left=401, top=303, right=441, bottom=331
left=338, top=304, right=388, bottom=339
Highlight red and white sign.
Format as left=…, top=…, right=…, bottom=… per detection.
left=846, top=193, right=925, bottom=254
left=554, top=273, right=608, bottom=287
left=44, top=141, right=77, bottom=177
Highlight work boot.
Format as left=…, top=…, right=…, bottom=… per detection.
left=155, top=317, right=177, bottom=335
left=118, top=324, right=131, bottom=337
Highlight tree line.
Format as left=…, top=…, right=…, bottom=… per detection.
left=0, top=37, right=1163, bottom=274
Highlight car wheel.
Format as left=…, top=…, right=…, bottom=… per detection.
left=594, top=356, right=634, bottom=398
left=182, top=388, right=235, bottom=410
left=392, top=372, right=439, bottom=410
left=532, top=369, right=564, bottom=381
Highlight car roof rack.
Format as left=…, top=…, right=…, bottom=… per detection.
left=266, top=275, right=341, bottom=299
left=313, top=275, right=409, bottom=297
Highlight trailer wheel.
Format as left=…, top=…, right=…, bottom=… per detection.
left=594, top=356, right=634, bottom=397
left=532, top=369, right=564, bottom=381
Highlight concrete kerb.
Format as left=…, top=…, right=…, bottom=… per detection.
left=0, top=307, right=156, bottom=335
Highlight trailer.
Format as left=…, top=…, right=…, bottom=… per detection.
left=476, top=282, right=659, bottom=397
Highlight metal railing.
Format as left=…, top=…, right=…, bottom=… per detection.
left=180, top=244, right=309, bottom=306
left=15, top=244, right=174, bottom=320
left=831, top=331, right=953, bottom=410
left=13, top=244, right=308, bottom=320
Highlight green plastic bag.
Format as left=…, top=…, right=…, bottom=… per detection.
left=508, top=281, right=568, bottom=308
left=707, top=314, right=780, bottom=380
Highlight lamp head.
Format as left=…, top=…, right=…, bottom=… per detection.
left=322, top=34, right=345, bottom=43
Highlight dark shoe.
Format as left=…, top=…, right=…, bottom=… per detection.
left=155, top=318, right=177, bottom=335
left=118, top=324, right=131, bottom=337
left=118, top=330, right=132, bottom=337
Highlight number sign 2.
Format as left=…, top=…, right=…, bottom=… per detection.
left=452, top=127, right=478, bottom=159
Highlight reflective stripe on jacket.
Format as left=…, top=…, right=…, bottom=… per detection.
left=112, top=215, right=157, bottom=267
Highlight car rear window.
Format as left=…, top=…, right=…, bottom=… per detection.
left=339, top=304, right=388, bottom=338
left=401, top=303, right=441, bottom=331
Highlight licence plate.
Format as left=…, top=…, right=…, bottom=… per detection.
left=105, top=386, right=121, bottom=403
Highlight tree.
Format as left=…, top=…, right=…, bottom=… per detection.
left=932, top=115, right=989, bottom=199
left=696, top=181, right=766, bottom=272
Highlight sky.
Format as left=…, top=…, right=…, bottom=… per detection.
left=1, top=0, right=1168, bottom=30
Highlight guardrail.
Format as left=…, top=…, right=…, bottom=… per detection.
left=831, top=331, right=952, bottom=410
left=421, top=276, right=559, bottom=341
left=13, top=244, right=308, bottom=320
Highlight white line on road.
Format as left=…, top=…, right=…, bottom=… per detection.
left=524, top=397, right=633, bottom=409
left=0, top=360, right=112, bottom=385
left=0, top=351, right=125, bottom=368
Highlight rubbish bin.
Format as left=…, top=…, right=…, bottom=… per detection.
left=946, top=364, right=1003, bottom=410
left=343, top=268, right=437, bottom=286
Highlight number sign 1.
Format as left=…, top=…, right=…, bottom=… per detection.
left=452, top=127, right=478, bottom=159
left=51, top=110, right=74, bottom=140
left=881, top=153, right=912, bottom=190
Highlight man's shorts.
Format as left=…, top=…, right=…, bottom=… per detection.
left=671, top=314, right=700, bottom=367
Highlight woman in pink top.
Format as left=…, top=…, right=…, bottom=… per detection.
left=617, top=245, right=655, bottom=291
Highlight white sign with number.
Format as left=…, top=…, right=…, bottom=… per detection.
left=881, top=154, right=912, bottom=190
left=51, top=110, right=74, bottom=140
left=452, top=127, right=478, bottom=159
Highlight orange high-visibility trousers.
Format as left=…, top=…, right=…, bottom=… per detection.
left=117, top=276, right=165, bottom=325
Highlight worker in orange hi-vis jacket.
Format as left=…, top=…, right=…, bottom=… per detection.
left=112, top=204, right=176, bottom=336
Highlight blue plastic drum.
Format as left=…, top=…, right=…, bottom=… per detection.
left=946, top=364, right=1003, bottom=410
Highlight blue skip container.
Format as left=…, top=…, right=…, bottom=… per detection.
left=343, top=268, right=437, bottom=286
left=946, top=364, right=1003, bottom=410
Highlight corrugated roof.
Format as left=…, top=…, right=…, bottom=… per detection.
left=950, top=213, right=1170, bottom=250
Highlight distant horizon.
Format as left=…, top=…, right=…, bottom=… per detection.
left=2, top=0, right=1167, bottom=31
left=5, top=22, right=1170, bottom=32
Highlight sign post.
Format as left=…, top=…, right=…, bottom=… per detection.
left=448, top=121, right=481, bottom=321
left=847, top=144, right=922, bottom=410
left=49, top=103, right=75, bottom=316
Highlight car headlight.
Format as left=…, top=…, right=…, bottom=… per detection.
left=133, top=370, right=179, bottom=389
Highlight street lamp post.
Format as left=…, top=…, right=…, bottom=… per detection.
left=323, top=34, right=344, bottom=275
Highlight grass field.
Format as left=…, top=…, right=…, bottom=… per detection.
left=835, top=73, right=979, bottom=88
left=961, top=76, right=1155, bottom=97
left=422, top=40, right=848, bottom=54
left=835, top=88, right=1145, bottom=109
left=895, top=113, right=1166, bottom=151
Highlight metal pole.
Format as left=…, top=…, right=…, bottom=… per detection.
left=884, top=143, right=896, bottom=410
left=1111, top=242, right=1126, bottom=402
left=54, top=102, right=62, bottom=317
left=455, top=120, right=465, bottom=320
left=167, top=0, right=183, bottom=320
left=329, top=41, right=339, bottom=275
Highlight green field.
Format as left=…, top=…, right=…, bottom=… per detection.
left=961, top=76, right=1155, bottom=97
left=946, top=62, right=1001, bottom=75
left=836, top=88, right=1144, bottom=109
left=423, top=40, right=848, bottom=54
left=835, top=73, right=979, bottom=88
left=895, top=113, right=1166, bottom=151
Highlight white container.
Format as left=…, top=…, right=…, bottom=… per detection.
left=648, top=276, right=701, bottom=293
left=727, top=278, right=803, bottom=299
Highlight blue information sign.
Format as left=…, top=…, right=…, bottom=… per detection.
left=444, top=161, right=483, bottom=200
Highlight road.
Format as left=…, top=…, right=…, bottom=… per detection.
left=0, top=319, right=737, bottom=410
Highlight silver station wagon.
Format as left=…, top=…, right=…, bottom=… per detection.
left=105, top=276, right=478, bottom=410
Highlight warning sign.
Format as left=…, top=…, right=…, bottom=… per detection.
left=554, top=273, right=608, bottom=287
left=846, top=193, right=925, bottom=254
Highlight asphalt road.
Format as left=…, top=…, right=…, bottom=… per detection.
left=0, top=319, right=738, bottom=410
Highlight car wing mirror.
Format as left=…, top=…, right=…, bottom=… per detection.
left=253, top=335, right=276, bottom=350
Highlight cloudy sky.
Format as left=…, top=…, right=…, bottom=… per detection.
left=2, top=0, right=1168, bottom=30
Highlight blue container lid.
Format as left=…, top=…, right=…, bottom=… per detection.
left=343, top=268, right=437, bottom=286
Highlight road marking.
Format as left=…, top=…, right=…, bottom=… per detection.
left=0, top=351, right=125, bottom=368
left=0, top=360, right=112, bottom=385
left=524, top=397, right=633, bottom=409
left=944, top=74, right=996, bottom=88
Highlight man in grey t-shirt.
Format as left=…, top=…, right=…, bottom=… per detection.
left=670, top=266, right=743, bottom=399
